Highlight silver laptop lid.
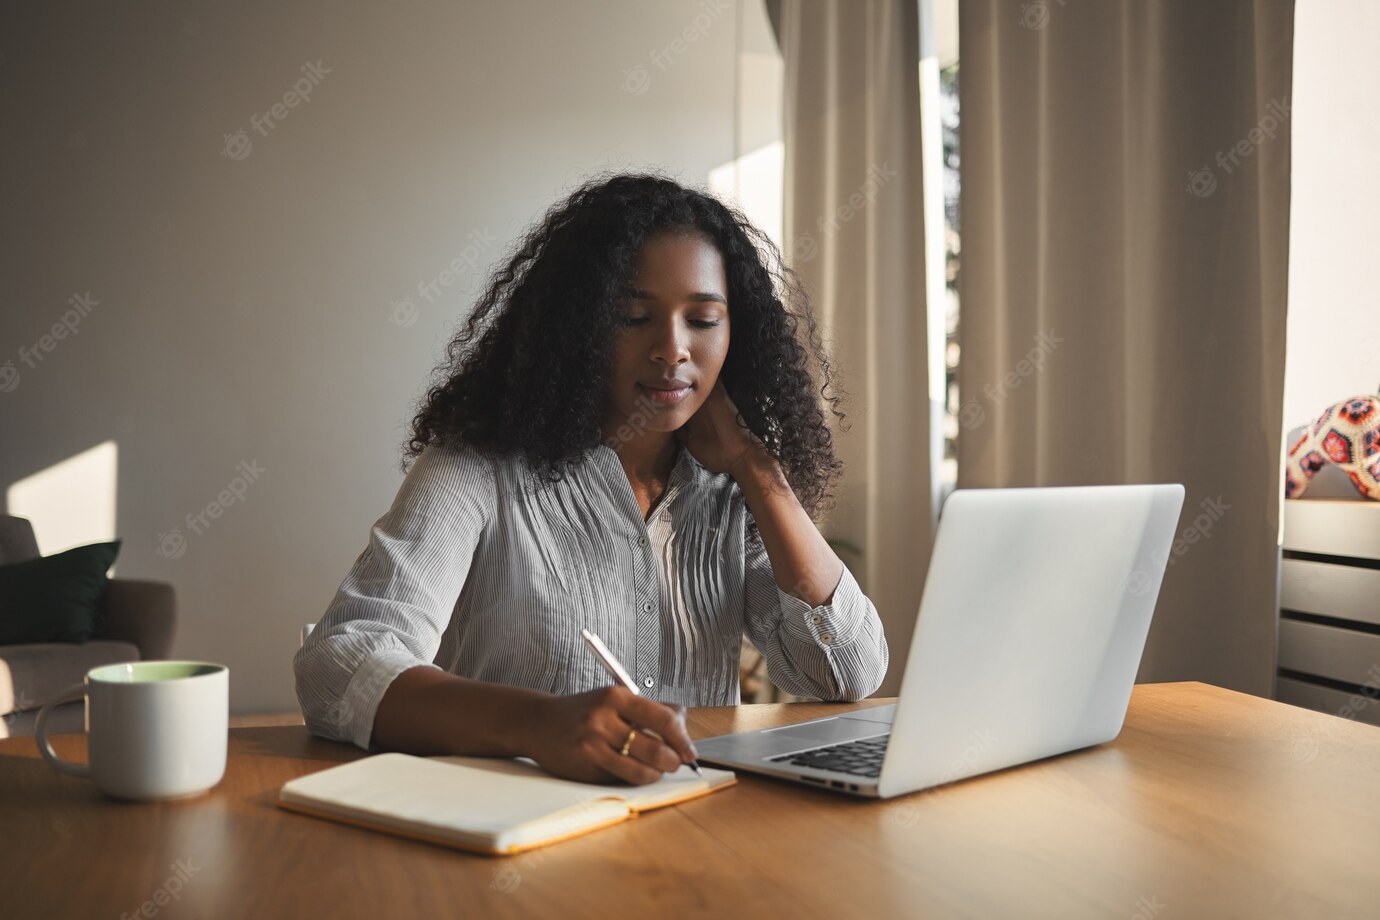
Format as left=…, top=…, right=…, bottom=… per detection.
left=879, top=484, right=1184, bottom=798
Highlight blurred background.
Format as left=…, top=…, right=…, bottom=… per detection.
left=3, top=1, right=1376, bottom=724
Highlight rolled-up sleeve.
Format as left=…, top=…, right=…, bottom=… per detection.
left=293, top=444, right=493, bottom=750
left=741, top=516, right=889, bottom=701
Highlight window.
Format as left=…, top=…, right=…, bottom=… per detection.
left=940, top=63, right=960, bottom=486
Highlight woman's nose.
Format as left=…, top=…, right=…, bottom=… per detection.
left=650, top=321, right=690, bottom=365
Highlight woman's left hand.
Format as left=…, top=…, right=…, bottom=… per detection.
left=674, top=379, right=766, bottom=476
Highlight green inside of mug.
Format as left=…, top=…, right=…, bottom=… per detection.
left=88, top=662, right=225, bottom=684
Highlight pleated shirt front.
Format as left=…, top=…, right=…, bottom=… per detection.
left=293, top=440, right=889, bottom=750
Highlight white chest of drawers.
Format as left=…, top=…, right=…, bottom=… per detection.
left=1275, top=498, right=1380, bottom=726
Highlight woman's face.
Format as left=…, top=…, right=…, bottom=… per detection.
left=603, top=232, right=731, bottom=437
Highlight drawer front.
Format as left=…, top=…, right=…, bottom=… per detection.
left=1282, top=500, right=1380, bottom=559
left=1280, top=559, right=1380, bottom=627
left=1277, top=618, right=1380, bottom=687
left=1275, top=677, right=1380, bottom=728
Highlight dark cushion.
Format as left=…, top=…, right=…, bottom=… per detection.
left=0, top=540, right=121, bottom=644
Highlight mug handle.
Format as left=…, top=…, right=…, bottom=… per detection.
left=34, top=683, right=91, bottom=779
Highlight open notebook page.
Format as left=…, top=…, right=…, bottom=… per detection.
left=432, top=753, right=736, bottom=811
left=279, top=752, right=735, bottom=854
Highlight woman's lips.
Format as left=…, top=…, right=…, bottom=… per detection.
left=638, top=383, right=692, bottom=405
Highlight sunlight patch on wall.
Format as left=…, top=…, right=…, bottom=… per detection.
left=6, top=440, right=118, bottom=556
left=709, top=140, right=785, bottom=257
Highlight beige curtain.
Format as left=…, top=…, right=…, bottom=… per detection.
left=959, top=0, right=1294, bottom=696
left=770, top=0, right=934, bottom=698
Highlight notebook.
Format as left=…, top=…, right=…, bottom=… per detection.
left=278, top=752, right=737, bottom=855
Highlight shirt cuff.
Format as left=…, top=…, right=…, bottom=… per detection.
left=777, top=565, right=868, bottom=650
left=340, top=646, right=440, bottom=751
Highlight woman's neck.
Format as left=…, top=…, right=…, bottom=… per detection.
left=605, top=430, right=679, bottom=486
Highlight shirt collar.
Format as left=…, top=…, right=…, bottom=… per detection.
left=592, top=438, right=698, bottom=489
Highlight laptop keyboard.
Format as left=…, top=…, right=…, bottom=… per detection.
left=767, top=733, right=890, bottom=778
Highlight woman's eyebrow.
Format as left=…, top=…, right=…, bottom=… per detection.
left=625, top=286, right=727, bottom=305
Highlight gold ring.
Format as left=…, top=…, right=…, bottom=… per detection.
left=619, top=728, right=637, bottom=757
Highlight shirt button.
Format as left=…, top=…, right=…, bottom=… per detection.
left=643, top=676, right=654, bottom=689
left=642, top=601, right=652, bottom=612
left=811, top=615, right=823, bottom=625
left=638, top=536, right=648, bottom=546
left=820, top=634, right=832, bottom=644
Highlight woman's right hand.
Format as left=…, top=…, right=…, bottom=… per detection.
left=524, top=685, right=700, bottom=785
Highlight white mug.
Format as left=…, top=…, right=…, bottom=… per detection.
left=34, top=661, right=229, bottom=800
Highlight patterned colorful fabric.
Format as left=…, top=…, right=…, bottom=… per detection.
left=1286, top=394, right=1380, bottom=501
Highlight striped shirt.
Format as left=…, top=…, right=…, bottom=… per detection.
left=293, top=440, right=889, bottom=751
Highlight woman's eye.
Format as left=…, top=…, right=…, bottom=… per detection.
left=620, top=316, right=720, bottom=328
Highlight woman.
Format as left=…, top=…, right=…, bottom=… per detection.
left=294, top=173, right=888, bottom=785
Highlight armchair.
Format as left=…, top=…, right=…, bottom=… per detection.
left=0, top=515, right=176, bottom=737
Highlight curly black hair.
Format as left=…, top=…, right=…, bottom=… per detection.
left=405, top=171, right=848, bottom=524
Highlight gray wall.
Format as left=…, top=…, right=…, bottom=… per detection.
left=0, top=0, right=740, bottom=713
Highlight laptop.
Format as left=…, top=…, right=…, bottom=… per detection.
left=696, top=483, right=1186, bottom=799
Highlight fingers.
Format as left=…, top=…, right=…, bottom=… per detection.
left=615, top=692, right=698, bottom=764
left=584, top=715, right=667, bottom=785
left=559, top=687, right=700, bottom=785
left=585, top=738, right=663, bottom=785
left=604, top=715, right=683, bottom=774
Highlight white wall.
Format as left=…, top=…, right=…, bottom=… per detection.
left=711, top=0, right=783, bottom=252
left=0, top=0, right=741, bottom=713
left=1284, top=0, right=1380, bottom=443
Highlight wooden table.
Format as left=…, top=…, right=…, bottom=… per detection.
left=3, top=682, right=1378, bottom=919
